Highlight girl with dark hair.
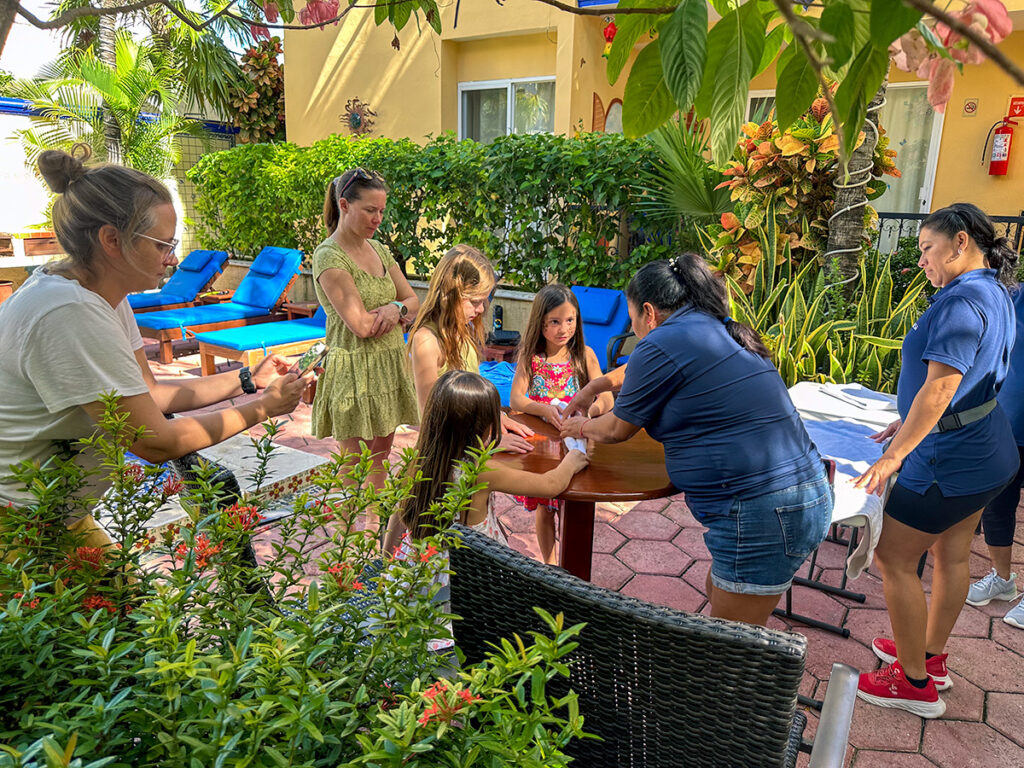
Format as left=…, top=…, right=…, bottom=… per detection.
left=562, top=252, right=830, bottom=626
left=0, top=146, right=310, bottom=518
left=510, top=284, right=613, bottom=563
left=311, top=168, right=420, bottom=491
left=394, top=370, right=588, bottom=550
left=855, top=203, right=1020, bottom=718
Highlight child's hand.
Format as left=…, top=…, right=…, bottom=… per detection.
left=537, top=403, right=564, bottom=429
left=563, top=449, right=590, bottom=475
left=498, top=432, right=534, bottom=454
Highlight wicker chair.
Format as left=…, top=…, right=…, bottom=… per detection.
left=449, top=525, right=857, bottom=768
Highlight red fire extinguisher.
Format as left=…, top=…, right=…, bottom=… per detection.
left=983, top=117, right=1017, bottom=176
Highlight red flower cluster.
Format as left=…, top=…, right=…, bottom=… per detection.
left=13, top=592, right=40, bottom=609
left=162, top=475, right=183, bottom=497
left=299, top=0, right=340, bottom=28
left=225, top=503, right=264, bottom=532
left=417, top=680, right=482, bottom=727
left=419, top=544, right=439, bottom=563
left=82, top=594, right=117, bottom=615
left=122, top=463, right=145, bottom=484
left=325, top=562, right=363, bottom=591
left=63, top=545, right=107, bottom=573
left=174, top=533, right=223, bottom=568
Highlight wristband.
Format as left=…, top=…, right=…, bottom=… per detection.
left=580, top=417, right=592, bottom=439
left=390, top=300, right=408, bottom=318
left=238, top=366, right=257, bottom=394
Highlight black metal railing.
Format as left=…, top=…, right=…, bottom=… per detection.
left=872, top=211, right=1024, bottom=255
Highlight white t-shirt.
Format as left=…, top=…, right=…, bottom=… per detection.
left=0, top=270, right=149, bottom=508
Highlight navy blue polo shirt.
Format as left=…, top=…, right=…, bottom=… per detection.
left=896, top=268, right=1018, bottom=495
left=613, top=306, right=822, bottom=520
left=997, top=286, right=1024, bottom=446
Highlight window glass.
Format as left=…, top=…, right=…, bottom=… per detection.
left=462, top=88, right=507, bottom=144
left=513, top=81, right=555, bottom=134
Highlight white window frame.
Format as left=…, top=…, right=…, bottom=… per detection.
left=457, top=76, right=557, bottom=141
left=746, top=89, right=776, bottom=122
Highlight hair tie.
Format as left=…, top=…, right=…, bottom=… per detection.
left=722, top=316, right=733, bottom=325
left=669, top=260, right=683, bottom=276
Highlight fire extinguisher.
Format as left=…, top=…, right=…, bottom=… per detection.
left=983, top=117, right=1017, bottom=176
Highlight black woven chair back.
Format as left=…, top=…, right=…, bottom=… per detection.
left=449, top=525, right=808, bottom=768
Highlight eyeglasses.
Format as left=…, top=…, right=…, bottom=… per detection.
left=137, top=233, right=179, bottom=255
left=335, top=167, right=383, bottom=199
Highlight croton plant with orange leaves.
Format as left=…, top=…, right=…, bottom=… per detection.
left=707, top=94, right=900, bottom=290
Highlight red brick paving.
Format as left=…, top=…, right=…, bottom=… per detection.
left=149, top=346, right=1024, bottom=768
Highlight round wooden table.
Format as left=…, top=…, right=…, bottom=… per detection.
left=492, top=412, right=676, bottom=581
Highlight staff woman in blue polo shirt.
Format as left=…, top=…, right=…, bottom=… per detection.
left=855, top=203, right=1019, bottom=719
left=561, top=253, right=831, bottom=626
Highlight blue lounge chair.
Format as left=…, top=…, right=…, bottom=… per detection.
left=128, top=249, right=229, bottom=313
left=195, top=307, right=326, bottom=376
left=571, top=285, right=633, bottom=372
left=136, top=246, right=303, bottom=363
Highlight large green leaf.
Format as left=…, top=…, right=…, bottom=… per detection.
left=755, top=24, right=786, bottom=77
left=606, top=0, right=667, bottom=86
left=775, top=41, right=818, bottom=134
left=834, top=44, right=889, bottom=157
left=869, top=0, right=923, bottom=51
left=622, top=40, right=676, bottom=138
left=706, top=3, right=765, bottom=163
left=422, top=0, right=442, bottom=35
left=660, top=0, right=707, bottom=113
left=820, top=2, right=854, bottom=70
left=393, top=0, right=414, bottom=31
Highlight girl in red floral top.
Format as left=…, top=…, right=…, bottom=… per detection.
left=511, top=285, right=613, bottom=564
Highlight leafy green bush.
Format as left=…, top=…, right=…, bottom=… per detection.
left=186, top=132, right=676, bottom=289
left=0, top=400, right=585, bottom=766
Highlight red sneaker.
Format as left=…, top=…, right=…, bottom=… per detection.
left=871, top=637, right=952, bottom=691
left=857, top=660, right=946, bottom=718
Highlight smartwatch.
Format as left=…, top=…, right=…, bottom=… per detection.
left=238, top=366, right=257, bottom=394
left=391, top=300, right=408, bottom=318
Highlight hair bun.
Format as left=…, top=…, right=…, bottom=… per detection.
left=37, top=143, right=92, bottom=194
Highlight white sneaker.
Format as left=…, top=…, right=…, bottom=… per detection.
left=966, top=569, right=1017, bottom=606
left=1004, top=598, right=1024, bottom=630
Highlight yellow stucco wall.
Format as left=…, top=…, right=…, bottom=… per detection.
left=930, top=30, right=1024, bottom=214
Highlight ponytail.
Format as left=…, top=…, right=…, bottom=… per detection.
left=625, top=253, right=771, bottom=358
left=322, top=177, right=340, bottom=231
left=923, top=203, right=1020, bottom=288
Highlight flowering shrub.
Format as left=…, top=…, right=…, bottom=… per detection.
left=0, top=398, right=585, bottom=766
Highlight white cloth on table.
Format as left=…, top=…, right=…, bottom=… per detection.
left=789, top=382, right=899, bottom=579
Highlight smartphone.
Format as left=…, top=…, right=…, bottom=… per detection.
left=295, top=342, right=329, bottom=376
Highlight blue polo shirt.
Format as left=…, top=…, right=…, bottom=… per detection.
left=997, top=286, right=1024, bottom=446
left=895, top=269, right=1018, bottom=495
left=613, top=306, right=822, bottom=520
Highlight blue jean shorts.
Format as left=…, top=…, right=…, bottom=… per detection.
left=703, top=473, right=833, bottom=596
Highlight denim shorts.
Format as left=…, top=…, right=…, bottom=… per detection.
left=703, top=472, right=833, bottom=596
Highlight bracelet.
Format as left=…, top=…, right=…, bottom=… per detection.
left=580, top=417, right=592, bottom=439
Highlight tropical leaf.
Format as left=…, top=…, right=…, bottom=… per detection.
left=869, top=0, right=923, bottom=51
left=775, top=41, right=819, bottom=134
left=622, top=40, right=677, bottom=138
left=660, top=0, right=708, bottom=113
left=606, top=0, right=669, bottom=86
left=706, top=3, right=765, bottom=163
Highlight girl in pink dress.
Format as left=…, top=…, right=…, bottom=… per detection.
left=510, top=285, right=613, bottom=564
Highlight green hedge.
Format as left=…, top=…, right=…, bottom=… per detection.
left=186, top=132, right=680, bottom=290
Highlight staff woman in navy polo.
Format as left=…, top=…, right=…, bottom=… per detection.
left=561, top=253, right=831, bottom=626
left=855, top=203, right=1019, bottom=720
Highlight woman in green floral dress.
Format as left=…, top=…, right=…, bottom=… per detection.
left=311, top=169, right=420, bottom=489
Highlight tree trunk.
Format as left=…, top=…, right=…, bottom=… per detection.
left=0, top=0, right=19, bottom=59
left=826, top=79, right=888, bottom=293
left=97, top=0, right=122, bottom=163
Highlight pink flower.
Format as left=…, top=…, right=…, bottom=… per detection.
left=889, top=30, right=930, bottom=74
left=927, top=58, right=957, bottom=113
left=299, top=0, right=340, bottom=28
left=122, top=463, right=145, bottom=484
left=162, top=475, right=183, bottom=497
left=262, top=1, right=279, bottom=23
left=250, top=24, right=271, bottom=41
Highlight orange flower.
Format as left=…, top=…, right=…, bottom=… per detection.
left=82, top=594, right=117, bottom=615
left=419, top=544, right=439, bottom=562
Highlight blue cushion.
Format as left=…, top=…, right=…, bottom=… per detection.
left=127, top=249, right=228, bottom=309
left=128, top=291, right=191, bottom=310
left=479, top=361, right=515, bottom=408
left=572, top=285, right=622, bottom=326
left=233, top=247, right=303, bottom=311
left=194, top=317, right=326, bottom=351
left=136, top=303, right=268, bottom=331
left=571, top=285, right=632, bottom=373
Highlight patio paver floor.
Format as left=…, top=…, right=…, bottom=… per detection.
left=151, top=348, right=1024, bottom=767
